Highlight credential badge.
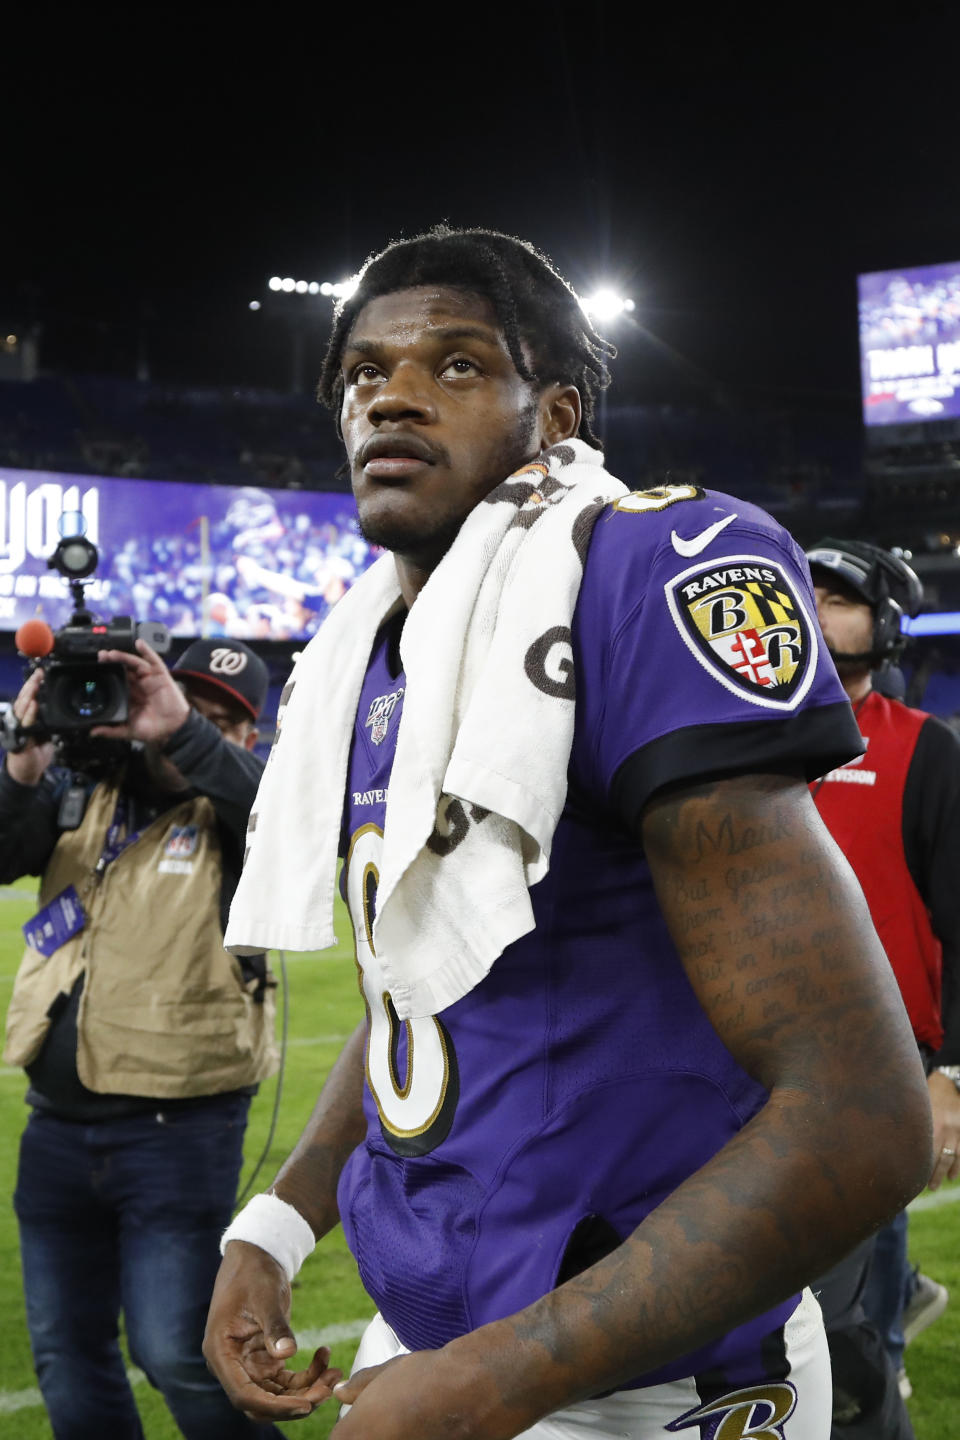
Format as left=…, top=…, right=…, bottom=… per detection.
left=665, top=554, right=816, bottom=711
left=365, top=688, right=404, bottom=746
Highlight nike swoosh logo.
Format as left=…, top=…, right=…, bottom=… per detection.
left=670, top=513, right=738, bottom=557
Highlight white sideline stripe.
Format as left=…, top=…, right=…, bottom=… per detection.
left=909, top=1183, right=960, bottom=1212
left=0, top=1319, right=372, bottom=1414
left=0, top=1384, right=50, bottom=1416
left=279, top=950, right=348, bottom=963
left=0, top=1034, right=350, bottom=1078
left=288, top=1034, right=350, bottom=1047
left=297, top=1318, right=372, bottom=1348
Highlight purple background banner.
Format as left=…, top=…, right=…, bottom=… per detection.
left=0, top=468, right=377, bottom=640
left=858, top=260, right=960, bottom=427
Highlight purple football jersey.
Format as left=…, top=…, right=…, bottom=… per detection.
left=336, top=487, right=860, bottom=1388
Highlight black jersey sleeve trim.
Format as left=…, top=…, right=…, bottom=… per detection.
left=611, top=700, right=863, bottom=835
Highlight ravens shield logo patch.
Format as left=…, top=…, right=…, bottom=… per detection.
left=665, top=555, right=816, bottom=710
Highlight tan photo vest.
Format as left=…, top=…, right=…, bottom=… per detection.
left=4, top=781, right=279, bottom=1097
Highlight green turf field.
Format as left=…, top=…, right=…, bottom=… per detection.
left=0, top=879, right=958, bottom=1436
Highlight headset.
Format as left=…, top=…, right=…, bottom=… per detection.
left=805, top=537, right=924, bottom=666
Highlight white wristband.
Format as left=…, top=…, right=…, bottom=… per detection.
left=219, top=1192, right=316, bottom=1282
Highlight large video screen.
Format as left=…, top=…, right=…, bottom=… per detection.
left=859, top=260, right=960, bottom=427
left=0, top=468, right=378, bottom=640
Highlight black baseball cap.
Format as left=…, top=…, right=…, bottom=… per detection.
left=172, top=639, right=269, bottom=721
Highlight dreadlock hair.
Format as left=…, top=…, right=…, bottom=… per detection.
left=316, top=225, right=616, bottom=448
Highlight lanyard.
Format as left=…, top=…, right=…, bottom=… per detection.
left=94, top=794, right=142, bottom=877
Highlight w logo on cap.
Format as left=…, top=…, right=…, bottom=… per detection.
left=210, top=647, right=248, bottom=676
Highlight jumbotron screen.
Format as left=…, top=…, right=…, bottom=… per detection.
left=859, top=260, right=960, bottom=427
left=0, top=467, right=378, bottom=640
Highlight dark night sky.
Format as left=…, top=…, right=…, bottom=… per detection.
left=5, top=8, right=959, bottom=414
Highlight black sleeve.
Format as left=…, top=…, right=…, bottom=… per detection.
left=162, top=711, right=265, bottom=953
left=161, top=710, right=264, bottom=840
left=0, top=764, right=68, bottom=882
left=611, top=700, right=863, bottom=837
left=903, top=716, right=960, bottom=1063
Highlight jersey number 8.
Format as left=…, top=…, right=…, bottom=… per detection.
left=344, top=824, right=460, bottom=1157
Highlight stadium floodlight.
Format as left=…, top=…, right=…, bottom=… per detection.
left=262, top=275, right=361, bottom=302
left=579, top=289, right=636, bottom=323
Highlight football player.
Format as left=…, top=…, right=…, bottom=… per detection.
left=203, top=228, right=932, bottom=1440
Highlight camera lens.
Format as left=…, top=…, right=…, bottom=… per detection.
left=39, top=661, right=127, bottom=733
left=65, top=676, right=113, bottom=721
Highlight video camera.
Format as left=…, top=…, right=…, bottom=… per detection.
left=4, top=514, right=170, bottom=748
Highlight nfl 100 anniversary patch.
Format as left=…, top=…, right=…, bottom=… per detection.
left=366, top=688, right=404, bottom=746
left=665, top=554, right=817, bottom=709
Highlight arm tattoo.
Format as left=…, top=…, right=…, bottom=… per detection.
left=450, top=772, right=934, bottom=1417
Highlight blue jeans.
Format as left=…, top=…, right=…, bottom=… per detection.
left=863, top=1209, right=910, bottom=1372
left=14, top=1098, right=283, bottom=1439
left=814, top=1235, right=914, bottom=1440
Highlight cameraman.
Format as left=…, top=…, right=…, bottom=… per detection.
left=1, top=637, right=284, bottom=1440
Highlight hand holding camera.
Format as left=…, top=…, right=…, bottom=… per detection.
left=90, top=640, right=190, bottom=745
left=6, top=669, right=57, bottom=786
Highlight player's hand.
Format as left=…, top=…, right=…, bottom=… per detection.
left=202, top=1241, right=342, bottom=1422
left=332, top=1345, right=525, bottom=1440
left=90, top=639, right=190, bottom=745
left=927, top=1070, right=960, bottom=1189
left=5, top=669, right=56, bottom=786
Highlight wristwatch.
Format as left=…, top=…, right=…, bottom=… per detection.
left=935, top=1065, right=960, bottom=1093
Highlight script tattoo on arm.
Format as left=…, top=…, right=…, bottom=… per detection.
left=431, top=773, right=934, bottom=1432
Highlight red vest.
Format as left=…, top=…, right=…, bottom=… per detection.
left=812, top=690, right=942, bottom=1051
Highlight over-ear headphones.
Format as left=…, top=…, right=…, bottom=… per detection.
left=805, top=538, right=923, bottom=665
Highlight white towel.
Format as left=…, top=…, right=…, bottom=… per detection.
left=225, top=439, right=627, bottom=1018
